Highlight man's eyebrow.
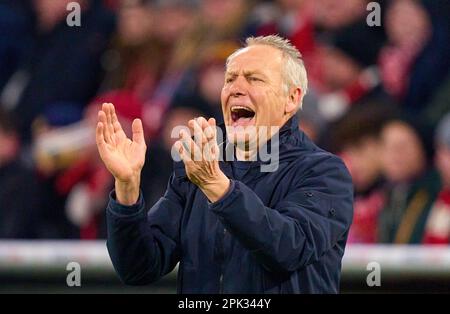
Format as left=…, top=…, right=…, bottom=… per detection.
left=225, top=71, right=238, bottom=77
left=225, top=70, right=268, bottom=78
left=244, top=70, right=267, bottom=77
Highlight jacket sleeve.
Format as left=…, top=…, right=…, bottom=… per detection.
left=209, top=155, right=354, bottom=273
left=106, top=173, right=185, bottom=285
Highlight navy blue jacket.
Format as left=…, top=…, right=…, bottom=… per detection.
left=106, top=116, right=354, bottom=293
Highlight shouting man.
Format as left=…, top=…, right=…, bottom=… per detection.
left=96, top=35, right=353, bottom=293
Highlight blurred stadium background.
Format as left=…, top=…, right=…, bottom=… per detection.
left=0, top=0, right=449, bottom=293
left=1, top=241, right=450, bottom=293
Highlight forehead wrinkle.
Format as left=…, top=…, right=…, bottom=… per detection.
left=225, top=46, right=284, bottom=84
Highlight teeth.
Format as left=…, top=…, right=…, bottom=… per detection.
left=231, top=106, right=254, bottom=113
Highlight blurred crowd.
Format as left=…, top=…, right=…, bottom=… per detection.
left=0, top=0, right=449, bottom=243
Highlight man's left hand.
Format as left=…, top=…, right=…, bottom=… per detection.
left=175, top=117, right=230, bottom=203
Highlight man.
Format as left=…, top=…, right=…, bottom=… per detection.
left=423, top=113, right=450, bottom=243
left=332, top=102, right=395, bottom=243
left=0, top=109, right=41, bottom=238
left=96, top=35, right=353, bottom=293
left=5, top=0, right=115, bottom=142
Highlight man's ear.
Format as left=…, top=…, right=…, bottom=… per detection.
left=285, top=87, right=301, bottom=115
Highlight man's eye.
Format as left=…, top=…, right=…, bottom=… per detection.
left=225, top=78, right=234, bottom=83
left=249, top=77, right=262, bottom=82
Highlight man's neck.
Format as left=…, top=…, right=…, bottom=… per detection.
left=230, top=115, right=295, bottom=161
left=235, top=146, right=257, bottom=161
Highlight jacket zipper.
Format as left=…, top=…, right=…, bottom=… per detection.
left=219, top=273, right=224, bottom=293
left=219, top=227, right=226, bottom=293
left=218, top=162, right=232, bottom=294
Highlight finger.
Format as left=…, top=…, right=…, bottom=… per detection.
left=98, top=110, right=111, bottom=144
left=105, top=103, right=116, bottom=142
left=101, top=103, right=113, bottom=142
left=194, top=118, right=213, bottom=160
left=179, top=129, right=193, bottom=155
left=208, top=117, right=216, bottom=127
left=207, top=118, right=217, bottom=138
left=180, top=129, right=201, bottom=161
left=198, top=116, right=215, bottom=143
left=110, top=104, right=124, bottom=135
left=132, top=118, right=145, bottom=145
left=111, top=110, right=126, bottom=143
left=207, top=118, right=219, bottom=160
left=204, top=118, right=216, bottom=140
left=187, top=119, right=201, bottom=148
left=197, top=117, right=209, bottom=131
left=96, top=122, right=107, bottom=157
left=195, top=117, right=215, bottom=160
left=174, top=140, right=192, bottom=165
left=192, top=118, right=208, bottom=147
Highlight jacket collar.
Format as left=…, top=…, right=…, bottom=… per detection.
left=174, top=115, right=309, bottom=179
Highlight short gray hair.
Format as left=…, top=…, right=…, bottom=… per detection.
left=226, top=35, right=308, bottom=110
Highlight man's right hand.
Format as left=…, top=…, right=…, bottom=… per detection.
left=96, top=103, right=147, bottom=205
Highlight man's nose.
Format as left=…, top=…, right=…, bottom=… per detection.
left=229, top=76, right=247, bottom=97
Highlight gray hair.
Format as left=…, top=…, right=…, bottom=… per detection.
left=226, top=35, right=308, bottom=110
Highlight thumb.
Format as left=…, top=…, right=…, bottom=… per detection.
left=132, top=118, right=145, bottom=145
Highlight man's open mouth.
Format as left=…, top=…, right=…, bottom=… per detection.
left=230, top=105, right=256, bottom=126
